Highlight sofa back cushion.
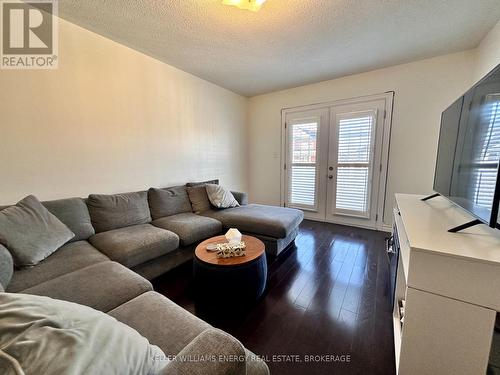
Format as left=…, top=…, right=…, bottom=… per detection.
left=0, top=195, right=75, bottom=266
left=148, top=186, right=192, bottom=220
left=0, top=244, right=13, bottom=291
left=87, top=191, right=152, bottom=233
left=43, top=198, right=95, bottom=241
left=186, top=186, right=212, bottom=214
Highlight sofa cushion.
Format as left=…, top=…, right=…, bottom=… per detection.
left=7, top=240, right=109, bottom=293
left=186, top=179, right=219, bottom=187
left=108, top=291, right=210, bottom=355
left=0, top=244, right=13, bottom=291
left=87, top=191, right=152, bottom=233
left=0, top=195, right=75, bottom=266
left=43, top=197, right=95, bottom=241
left=89, top=224, right=179, bottom=268
left=201, top=204, right=304, bottom=238
left=187, top=186, right=212, bottom=214
left=108, top=291, right=269, bottom=374
left=148, top=186, right=192, bottom=220
left=152, top=213, right=222, bottom=246
left=0, top=293, right=166, bottom=375
left=21, top=261, right=153, bottom=312
left=164, top=328, right=246, bottom=375
left=246, top=349, right=271, bottom=375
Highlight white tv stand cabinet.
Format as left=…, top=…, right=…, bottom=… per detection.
left=392, top=194, right=500, bottom=375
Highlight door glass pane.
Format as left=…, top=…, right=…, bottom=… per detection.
left=336, top=167, right=369, bottom=212
left=334, top=112, right=375, bottom=216
left=292, top=123, right=317, bottom=163
left=291, top=165, right=316, bottom=206
left=338, top=116, right=373, bottom=163
left=289, top=121, right=318, bottom=208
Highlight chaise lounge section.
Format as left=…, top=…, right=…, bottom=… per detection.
left=201, top=203, right=303, bottom=256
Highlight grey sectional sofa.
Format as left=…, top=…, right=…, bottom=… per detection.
left=0, top=180, right=304, bottom=374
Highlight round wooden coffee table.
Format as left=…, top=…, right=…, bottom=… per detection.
left=193, top=235, right=267, bottom=311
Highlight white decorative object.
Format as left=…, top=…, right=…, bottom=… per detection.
left=206, top=243, right=218, bottom=251
left=216, top=241, right=247, bottom=258
left=225, top=228, right=242, bottom=245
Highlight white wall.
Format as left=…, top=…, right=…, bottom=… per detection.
left=248, top=51, right=476, bottom=226
left=2, top=13, right=498, bottom=220
left=474, top=19, right=500, bottom=80
left=0, top=18, right=248, bottom=204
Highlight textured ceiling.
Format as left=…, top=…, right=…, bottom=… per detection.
left=57, top=0, right=500, bottom=96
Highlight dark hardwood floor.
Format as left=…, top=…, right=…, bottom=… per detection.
left=153, top=220, right=396, bottom=375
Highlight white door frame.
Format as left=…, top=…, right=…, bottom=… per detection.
left=280, top=92, right=394, bottom=231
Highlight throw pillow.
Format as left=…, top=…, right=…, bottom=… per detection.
left=187, top=186, right=212, bottom=214
left=0, top=293, right=168, bottom=374
left=0, top=195, right=74, bottom=267
left=205, top=184, right=240, bottom=209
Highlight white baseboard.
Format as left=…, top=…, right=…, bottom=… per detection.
left=303, top=216, right=393, bottom=233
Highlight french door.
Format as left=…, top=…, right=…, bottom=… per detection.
left=283, top=93, right=393, bottom=230
left=284, top=108, right=329, bottom=220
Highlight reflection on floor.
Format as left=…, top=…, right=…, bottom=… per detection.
left=153, top=220, right=395, bottom=375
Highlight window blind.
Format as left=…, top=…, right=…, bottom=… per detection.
left=291, top=165, right=316, bottom=206
left=338, top=116, right=372, bottom=164
left=336, top=167, right=370, bottom=211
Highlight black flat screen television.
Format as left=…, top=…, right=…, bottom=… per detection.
left=433, top=63, right=500, bottom=230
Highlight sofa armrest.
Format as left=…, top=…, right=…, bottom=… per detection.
left=162, top=328, right=246, bottom=375
left=231, top=191, right=248, bottom=205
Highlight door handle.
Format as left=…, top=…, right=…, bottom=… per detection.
left=328, top=175, right=333, bottom=179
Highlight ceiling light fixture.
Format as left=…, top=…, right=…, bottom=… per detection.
left=222, top=0, right=266, bottom=12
